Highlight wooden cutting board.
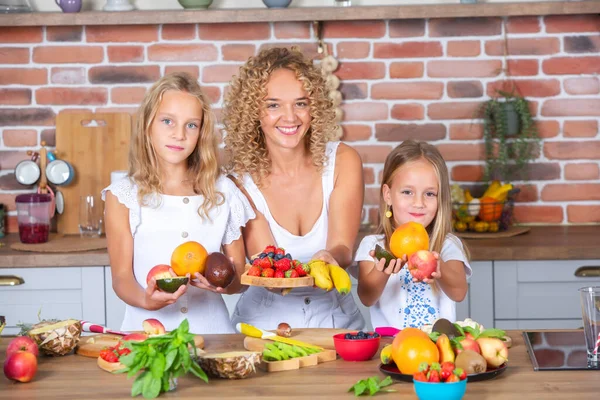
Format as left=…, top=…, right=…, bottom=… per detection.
left=243, top=328, right=353, bottom=352
left=76, top=334, right=205, bottom=358
left=56, top=112, right=131, bottom=235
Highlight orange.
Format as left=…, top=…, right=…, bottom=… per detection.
left=391, top=327, right=430, bottom=354
left=389, top=221, right=429, bottom=258
left=478, top=196, right=503, bottom=222
left=392, top=335, right=439, bottom=375
left=171, top=241, right=208, bottom=276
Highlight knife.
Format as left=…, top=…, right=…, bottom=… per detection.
left=80, top=321, right=129, bottom=336
left=236, top=323, right=323, bottom=350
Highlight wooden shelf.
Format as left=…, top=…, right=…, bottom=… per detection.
left=1, top=1, right=599, bottom=27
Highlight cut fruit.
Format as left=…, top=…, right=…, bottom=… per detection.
left=156, top=276, right=189, bottom=293
left=374, top=244, right=396, bottom=269
left=97, top=356, right=125, bottom=373
left=27, top=319, right=82, bottom=356
left=197, top=351, right=261, bottom=379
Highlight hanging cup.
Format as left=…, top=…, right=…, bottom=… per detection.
left=15, top=160, right=41, bottom=186
left=46, top=159, right=75, bottom=186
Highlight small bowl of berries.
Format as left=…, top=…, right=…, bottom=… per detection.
left=413, top=362, right=467, bottom=400
left=333, top=331, right=381, bottom=362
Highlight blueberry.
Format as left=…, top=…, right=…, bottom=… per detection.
left=267, top=252, right=275, bottom=258
left=285, top=253, right=292, bottom=260
left=259, top=252, right=267, bottom=258
left=344, top=333, right=352, bottom=340
left=274, top=254, right=283, bottom=260
left=357, top=332, right=367, bottom=339
left=373, top=332, right=380, bottom=338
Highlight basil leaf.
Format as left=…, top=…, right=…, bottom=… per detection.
left=367, top=377, right=379, bottom=395
left=453, top=323, right=465, bottom=336
left=190, top=361, right=209, bottom=383
left=165, top=348, right=177, bottom=371
left=379, top=376, right=394, bottom=388
left=352, top=381, right=367, bottom=396
left=151, top=352, right=166, bottom=380
left=131, top=373, right=145, bottom=397
left=479, top=328, right=506, bottom=338
left=143, top=377, right=161, bottom=399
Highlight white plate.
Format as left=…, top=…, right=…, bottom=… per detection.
left=55, top=190, right=64, bottom=215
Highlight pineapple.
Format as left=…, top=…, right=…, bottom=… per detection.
left=198, top=351, right=261, bottom=379
left=27, top=319, right=82, bottom=356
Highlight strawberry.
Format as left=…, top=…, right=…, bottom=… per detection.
left=264, top=245, right=277, bottom=254
left=99, top=348, right=119, bottom=363
left=454, top=367, right=467, bottom=381
left=274, top=247, right=285, bottom=256
left=427, top=369, right=441, bottom=383
left=291, top=260, right=302, bottom=268
left=440, top=361, right=455, bottom=381
left=274, top=270, right=285, bottom=278
left=254, top=256, right=273, bottom=269
left=413, top=371, right=428, bottom=382
left=117, top=346, right=131, bottom=356
left=294, top=266, right=307, bottom=277
left=261, top=268, right=275, bottom=278
left=285, top=269, right=299, bottom=278
left=273, top=258, right=292, bottom=272
left=247, top=265, right=262, bottom=277
left=418, top=362, right=430, bottom=374
left=445, top=374, right=460, bottom=383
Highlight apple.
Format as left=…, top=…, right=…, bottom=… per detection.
left=456, top=337, right=481, bottom=355
left=122, top=333, right=148, bottom=342
left=146, top=264, right=173, bottom=285
left=6, top=336, right=39, bottom=358
left=3, top=351, right=38, bottom=383
left=142, top=318, right=166, bottom=335
left=476, top=337, right=508, bottom=368
left=407, top=250, right=437, bottom=281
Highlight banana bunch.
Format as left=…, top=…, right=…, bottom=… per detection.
left=482, top=180, right=513, bottom=202
left=307, top=260, right=352, bottom=295
left=262, top=342, right=321, bottom=362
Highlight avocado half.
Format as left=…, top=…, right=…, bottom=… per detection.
left=156, top=276, right=189, bottom=293
left=374, top=244, right=395, bottom=269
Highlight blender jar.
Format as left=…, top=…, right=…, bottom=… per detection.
left=16, top=193, right=52, bottom=244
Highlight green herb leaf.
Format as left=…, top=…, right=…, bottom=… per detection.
left=349, top=380, right=368, bottom=396
left=367, top=377, right=379, bottom=395
left=429, top=332, right=441, bottom=343
left=190, top=361, right=209, bottom=383
left=150, top=352, right=165, bottom=380
left=348, top=376, right=395, bottom=397
left=379, top=376, right=394, bottom=388
left=453, top=323, right=465, bottom=336
left=131, top=373, right=145, bottom=397
left=478, top=328, right=506, bottom=338
left=143, top=376, right=161, bottom=399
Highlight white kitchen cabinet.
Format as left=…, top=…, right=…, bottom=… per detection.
left=104, top=267, right=127, bottom=331
left=456, top=261, right=494, bottom=329
left=494, top=260, right=600, bottom=329
left=0, top=267, right=106, bottom=335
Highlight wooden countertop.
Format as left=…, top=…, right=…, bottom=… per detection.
left=0, top=225, right=599, bottom=268
left=0, top=1, right=599, bottom=27
left=1, top=331, right=598, bottom=399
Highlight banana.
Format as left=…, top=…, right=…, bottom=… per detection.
left=308, top=260, right=334, bottom=291
left=328, top=264, right=352, bottom=295
left=380, top=344, right=393, bottom=365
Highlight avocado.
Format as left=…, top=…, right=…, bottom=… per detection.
left=205, top=252, right=236, bottom=288
left=156, top=276, right=189, bottom=293
left=374, top=244, right=395, bottom=268
left=431, top=318, right=461, bottom=339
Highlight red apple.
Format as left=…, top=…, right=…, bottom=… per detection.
left=122, top=332, right=148, bottom=342
left=3, top=351, right=38, bottom=383
left=146, top=264, right=173, bottom=285
left=407, top=250, right=437, bottom=281
left=456, top=337, right=481, bottom=355
left=6, top=336, right=39, bottom=358
left=476, top=337, right=508, bottom=368
left=142, top=318, right=166, bottom=335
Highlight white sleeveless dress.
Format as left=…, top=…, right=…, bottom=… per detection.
left=102, top=175, right=255, bottom=334
left=231, top=141, right=366, bottom=331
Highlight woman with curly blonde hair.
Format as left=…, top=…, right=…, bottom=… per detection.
left=224, top=47, right=365, bottom=330
left=102, top=72, right=255, bottom=334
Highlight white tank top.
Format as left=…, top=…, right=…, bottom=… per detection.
left=239, top=141, right=340, bottom=263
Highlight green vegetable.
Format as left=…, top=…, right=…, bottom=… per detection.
left=117, top=319, right=208, bottom=398
left=348, top=376, right=395, bottom=397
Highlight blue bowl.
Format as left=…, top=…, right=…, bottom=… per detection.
left=413, top=378, right=467, bottom=400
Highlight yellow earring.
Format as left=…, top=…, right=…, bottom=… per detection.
left=385, top=205, right=392, bottom=219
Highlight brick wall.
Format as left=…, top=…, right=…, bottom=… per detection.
left=1, top=15, right=599, bottom=232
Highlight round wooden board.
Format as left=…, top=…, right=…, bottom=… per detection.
left=455, top=225, right=531, bottom=239
left=240, top=270, right=314, bottom=288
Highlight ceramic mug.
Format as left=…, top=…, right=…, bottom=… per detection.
left=46, top=159, right=75, bottom=186
left=55, top=0, right=82, bottom=13
left=15, top=160, right=41, bottom=186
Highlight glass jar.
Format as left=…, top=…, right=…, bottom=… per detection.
left=0, top=0, right=32, bottom=13
left=15, top=193, right=52, bottom=244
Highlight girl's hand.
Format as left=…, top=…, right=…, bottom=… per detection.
left=190, top=272, right=226, bottom=294
left=311, top=249, right=339, bottom=266
left=144, top=278, right=187, bottom=311
left=369, top=250, right=406, bottom=275
left=413, top=252, right=442, bottom=284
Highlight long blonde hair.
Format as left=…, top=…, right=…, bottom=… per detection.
left=128, top=72, right=223, bottom=219
left=378, top=140, right=470, bottom=260
left=223, top=47, right=338, bottom=186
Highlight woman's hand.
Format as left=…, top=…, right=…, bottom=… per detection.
left=412, top=252, right=442, bottom=284
left=369, top=250, right=406, bottom=275
left=143, top=278, right=187, bottom=311
left=190, top=272, right=226, bottom=294
left=311, top=249, right=339, bottom=266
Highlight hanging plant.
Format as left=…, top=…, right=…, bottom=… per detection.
left=481, top=89, right=539, bottom=182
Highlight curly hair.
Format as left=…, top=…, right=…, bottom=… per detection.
left=223, top=47, right=338, bottom=187
left=128, top=72, right=223, bottom=219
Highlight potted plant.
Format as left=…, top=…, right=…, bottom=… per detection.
left=480, top=90, right=539, bottom=182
